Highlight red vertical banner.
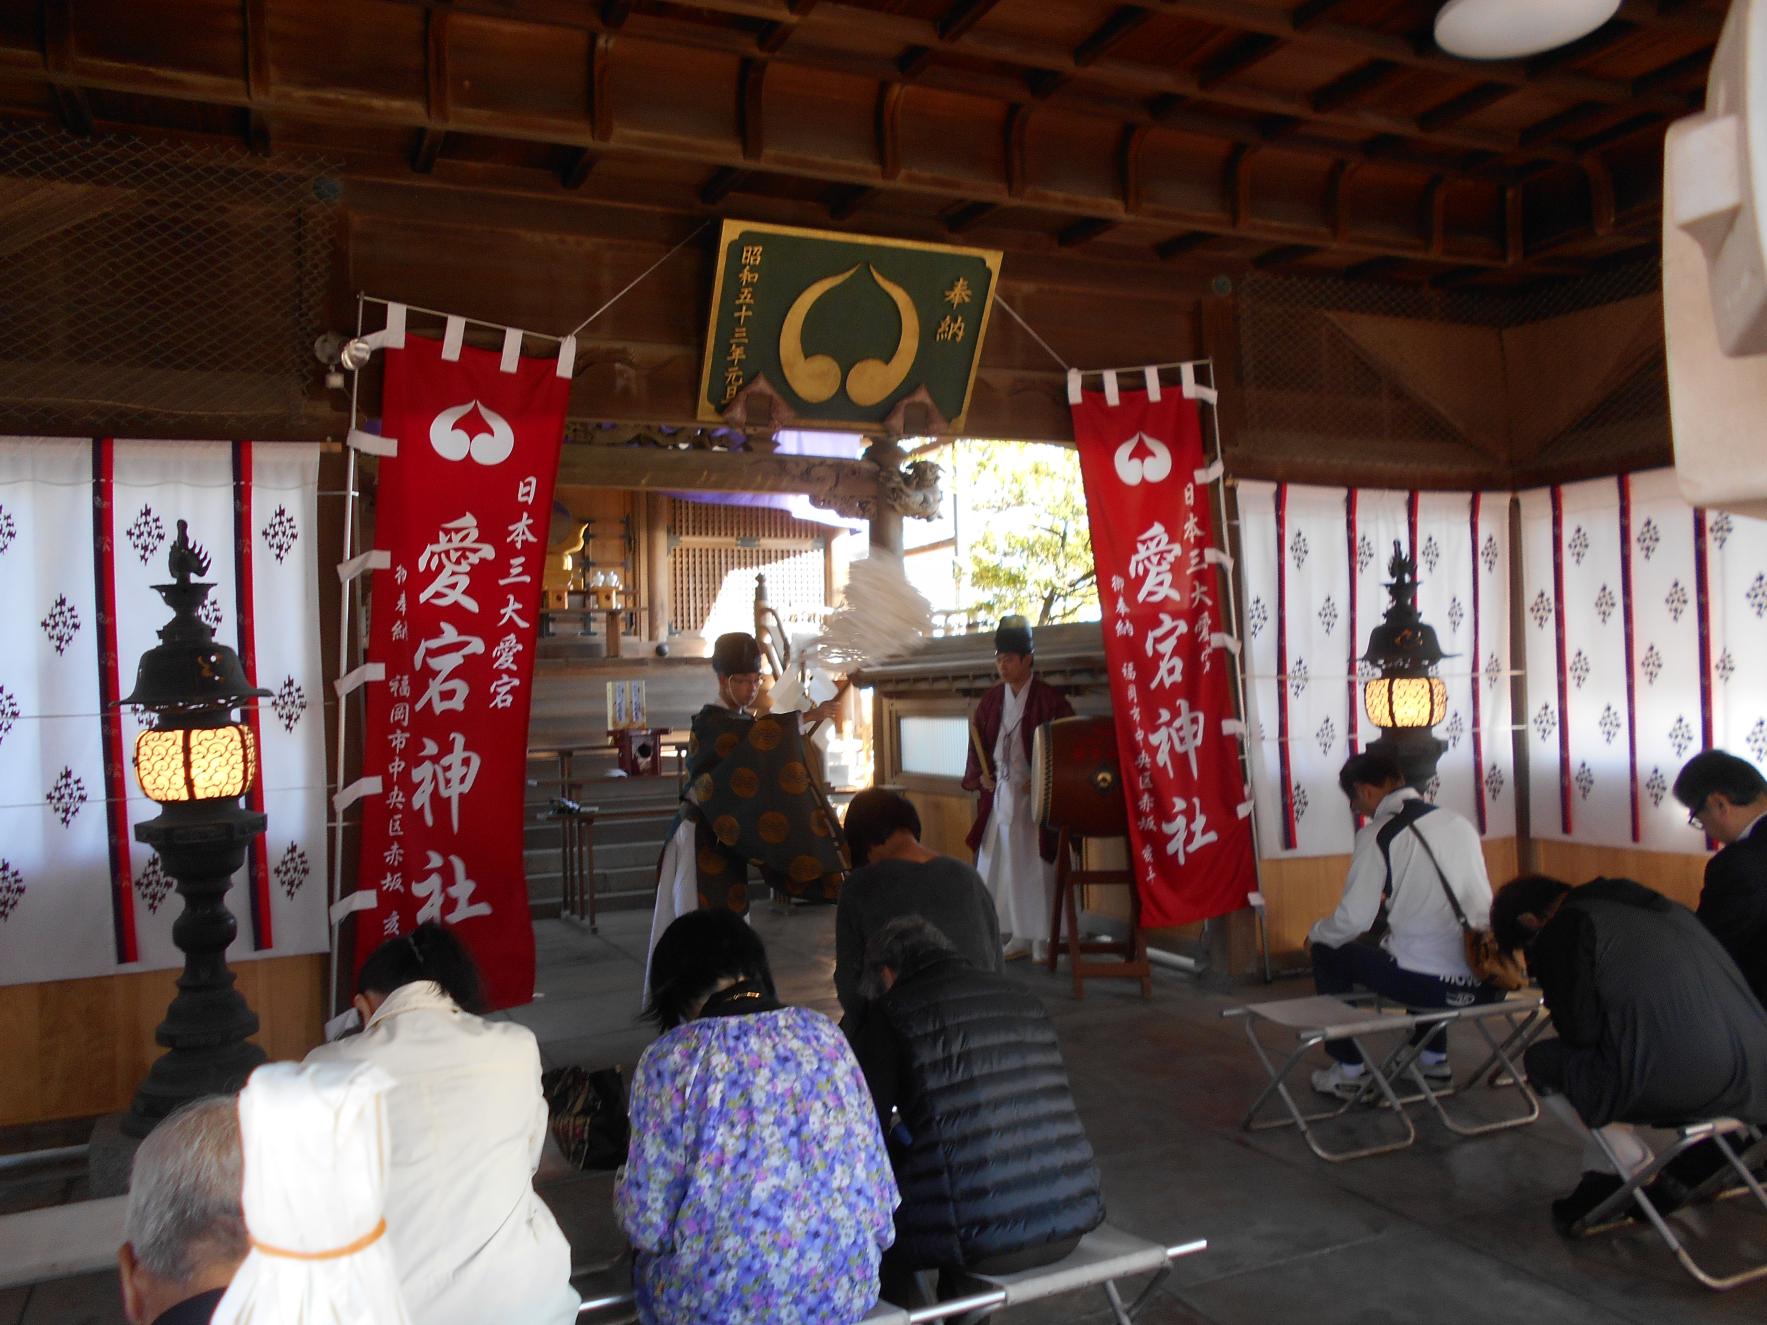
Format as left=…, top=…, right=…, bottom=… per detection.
left=1070, top=386, right=1258, bottom=928
left=353, top=335, right=569, bottom=1009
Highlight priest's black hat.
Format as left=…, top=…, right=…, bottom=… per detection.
left=994, top=614, right=1034, bottom=655
left=712, top=632, right=763, bottom=676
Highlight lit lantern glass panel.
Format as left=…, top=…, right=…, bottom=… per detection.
left=134, top=724, right=258, bottom=803
left=1362, top=676, right=1449, bottom=730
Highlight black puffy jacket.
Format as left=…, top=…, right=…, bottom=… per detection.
left=855, top=953, right=1104, bottom=1270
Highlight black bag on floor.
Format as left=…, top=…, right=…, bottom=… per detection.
left=541, top=1065, right=629, bottom=1170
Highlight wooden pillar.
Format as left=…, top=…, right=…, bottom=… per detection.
left=863, top=436, right=906, bottom=556
left=644, top=492, right=670, bottom=643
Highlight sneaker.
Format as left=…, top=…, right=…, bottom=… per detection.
left=1417, top=1058, right=1453, bottom=1087
left=1550, top=1171, right=1634, bottom=1236
left=1311, top=1062, right=1372, bottom=1100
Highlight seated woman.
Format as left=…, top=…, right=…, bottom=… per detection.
left=305, top=924, right=578, bottom=1325
left=835, top=787, right=1003, bottom=1021
left=618, top=910, right=898, bottom=1325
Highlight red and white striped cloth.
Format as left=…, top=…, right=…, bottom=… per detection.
left=0, top=438, right=327, bottom=984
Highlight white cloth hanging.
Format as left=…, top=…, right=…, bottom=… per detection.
left=212, top=1059, right=413, bottom=1325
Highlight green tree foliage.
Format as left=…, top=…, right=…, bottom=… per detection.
left=961, top=441, right=1098, bottom=626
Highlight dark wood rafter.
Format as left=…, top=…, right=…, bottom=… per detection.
left=699, top=165, right=749, bottom=206
left=1058, top=217, right=1115, bottom=247
left=1505, top=184, right=1524, bottom=264
left=1005, top=102, right=1032, bottom=199
left=600, top=0, right=630, bottom=28
left=739, top=58, right=766, bottom=162
left=1074, top=8, right=1150, bottom=68
left=1327, top=160, right=1354, bottom=242
left=1421, top=176, right=1448, bottom=256
left=241, top=0, right=271, bottom=154
left=824, top=182, right=874, bottom=220
left=411, top=7, right=450, bottom=174
left=1308, top=60, right=1405, bottom=115
left=1197, top=33, right=1282, bottom=91
left=756, top=0, right=816, bottom=54
left=942, top=200, right=998, bottom=234
left=560, top=147, right=597, bottom=189
left=1225, top=143, right=1253, bottom=229
left=1582, top=155, right=1616, bottom=236
left=38, top=0, right=93, bottom=138
left=1344, top=255, right=1404, bottom=281
left=1418, top=83, right=1514, bottom=133
left=1252, top=244, right=1317, bottom=270
left=876, top=81, right=904, bottom=180
left=1119, top=122, right=1147, bottom=215
left=1156, top=231, right=1211, bottom=261
left=589, top=32, right=613, bottom=142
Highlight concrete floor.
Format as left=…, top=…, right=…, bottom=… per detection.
left=6, top=905, right=1767, bottom=1323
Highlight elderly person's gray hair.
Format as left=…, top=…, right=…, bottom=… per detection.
left=859, top=915, right=956, bottom=1000
left=124, top=1095, right=247, bottom=1285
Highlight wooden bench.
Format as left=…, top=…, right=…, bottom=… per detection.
left=1223, top=991, right=1547, bottom=1162
left=575, top=1224, right=1205, bottom=1323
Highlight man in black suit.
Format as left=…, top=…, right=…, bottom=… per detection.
left=1674, top=749, right=1767, bottom=1004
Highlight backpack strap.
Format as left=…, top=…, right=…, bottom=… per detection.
left=1372, top=799, right=1437, bottom=933
left=1403, top=818, right=1473, bottom=932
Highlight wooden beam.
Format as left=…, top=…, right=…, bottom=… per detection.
left=1290, top=0, right=1347, bottom=30
left=1344, top=255, right=1404, bottom=281
left=942, top=201, right=997, bottom=234
left=1327, top=160, right=1354, bottom=242
left=1156, top=231, right=1211, bottom=261
left=1027, top=68, right=1065, bottom=100
left=1504, top=184, right=1524, bottom=264
left=937, top=0, right=1007, bottom=43
left=1309, top=60, right=1403, bottom=114
left=700, top=166, right=749, bottom=206
left=39, top=0, right=93, bottom=138
left=589, top=32, right=613, bottom=142
left=1418, top=83, right=1512, bottom=132
left=240, top=0, right=270, bottom=153
left=1633, top=47, right=1716, bottom=95
left=1421, top=176, right=1448, bottom=256
left=600, top=0, right=630, bottom=28
left=1197, top=33, right=1282, bottom=91
left=1519, top=101, right=1612, bottom=148
left=411, top=128, right=446, bottom=174
left=1005, top=102, right=1032, bottom=198
left=876, top=82, right=904, bottom=180
left=557, top=442, right=883, bottom=502
left=756, top=0, right=817, bottom=54
left=560, top=147, right=597, bottom=189
left=1253, top=244, right=1317, bottom=269
left=824, top=182, right=874, bottom=220
left=1058, top=217, right=1115, bottom=247
left=897, top=45, right=933, bottom=79
left=1074, top=8, right=1150, bottom=68
left=1225, top=143, right=1252, bottom=228
left=1582, top=155, right=1615, bottom=235
left=1574, top=112, right=1664, bottom=154
left=739, top=58, right=766, bottom=161
left=1120, top=122, right=1147, bottom=215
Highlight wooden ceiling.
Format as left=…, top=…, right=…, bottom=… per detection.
left=0, top=0, right=1723, bottom=453
left=0, top=0, right=1719, bottom=285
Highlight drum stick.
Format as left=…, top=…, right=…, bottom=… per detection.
left=968, top=720, right=992, bottom=783
left=804, top=678, right=851, bottom=738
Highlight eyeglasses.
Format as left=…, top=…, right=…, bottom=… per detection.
left=1688, top=796, right=1710, bottom=828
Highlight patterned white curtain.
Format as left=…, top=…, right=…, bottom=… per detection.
left=1239, top=481, right=1516, bottom=859
left=1517, top=468, right=1767, bottom=854
left=0, top=439, right=328, bottom=984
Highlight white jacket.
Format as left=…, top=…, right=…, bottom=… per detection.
left=1308, top=788, right=1493, bottom=980
left=305, top=982, right=578, bottom=1325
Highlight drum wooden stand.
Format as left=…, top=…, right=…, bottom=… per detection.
left=1046, top=827, right=1153, bottom=999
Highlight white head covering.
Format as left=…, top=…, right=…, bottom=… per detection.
left=212, top=1059, right=412, bottom=1324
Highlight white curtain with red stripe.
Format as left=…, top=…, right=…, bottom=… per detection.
left=1517, top=469, right=1767, bottom=855
left=0, top=438, right=327, bottom=985
left=1237, top=480, right=1516, bottom=860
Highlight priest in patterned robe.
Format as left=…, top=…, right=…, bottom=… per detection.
left=962, top=616, right=1073, bottom=960
left=643, top=633, right=847, bottom=996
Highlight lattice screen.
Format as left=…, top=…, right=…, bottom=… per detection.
left=0, top=122, right=340, bottom=438
left=668, top=498, right=828, bottom=638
